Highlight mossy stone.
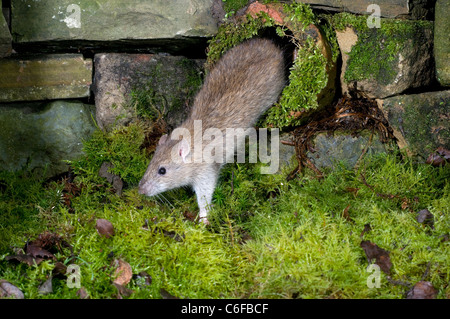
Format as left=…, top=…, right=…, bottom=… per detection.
left=434, top=0, right=450, bottom=86
left=93, top=53, right=204, bottom=130
left=380, top=91, right=450, bottom=159
left=308, top=130, right=390, bottom=169
left=332, top=13, right=434, bottom=98
left=0, top=11, right=12, bottom=57
left=0, top=100, right=96, bottom=177
left=0, top=54, right=92, bottom=102
left=11, top=0, right=217, bottom=43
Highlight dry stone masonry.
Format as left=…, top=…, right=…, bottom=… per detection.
left=0, top=0, right=448, bottom=177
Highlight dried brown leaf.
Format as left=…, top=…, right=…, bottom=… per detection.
left=135, top=271, right=152, bottom=287
left=0, top=280, right=25, bottom=299
left=113, top=283, right=134, bottom=298
left=183, top=210, right=197, bottom=222
left=160, top=288, right=179, bottom=299
left=406, top=281, right=438, bottom=299
left=96, top=219, right=115, bottom=238
left=76, top=287, right=90, bottom=299
left=5, top=254, right=43, bottom=266
left=360, top=240, right=392, bottom=274
left=360, top=223, right=372, bottom=238
left=26, top=244, right=55, bottom=260
left=113, top=259, right=133, bottom=286
left=342, top=204, right=353, bottom=222
left=426, top=147, right=450, bottom=167
left=416, top=209, right=434, bottom=229
left=52, top=262, right=68, bottom=278
left=38, top=277, right=53, bottom=295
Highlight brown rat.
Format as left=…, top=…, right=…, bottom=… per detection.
left=138, top=38, right=286, bottom=224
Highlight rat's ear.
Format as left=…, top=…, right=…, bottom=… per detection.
left=178, top=138, right=191, bottom=163
left=158, top=134, right=169, bottom=145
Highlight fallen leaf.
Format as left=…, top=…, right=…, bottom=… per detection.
left=113, top=259, right=133, bottom=286
left=5, top=254, right=43, bottom=266
left=0, top=280, right=25, bottom=299
left=26, top=244, right=55, bottom=260
left=416, top=209, right=434, bottom=229
left=401, top=198, right=410, bottom=210
left=99, top=162, right=124, bottom=195
left=113, top=283, right=134, bottom=298
left=426, top=147, right=450, bottom=167
left=406, top=281, right=438, bottom=299
left=342, top=204, right=353, bottom=222
left=160, top=288, right=179, bottom=299
left=29, top=231, right=73, bottom=254
left=38, top=277, right=53, bottom=295
left=360, top=240, right=392, bottom=274
left=134, top=271, right=152, bottom=287
left=52, top=262, right=68, bottom=278
left=76, top=287, right=90, bottom=299
left=96, top=219, right=115, bottom=238
left=360, top=223, right=372, bottom=238
left=183, top=210, right=197, bottom=222
left=345, top=187, right=359, bottom=197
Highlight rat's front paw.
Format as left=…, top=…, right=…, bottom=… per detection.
left=199, top=216, right=210, bottom=225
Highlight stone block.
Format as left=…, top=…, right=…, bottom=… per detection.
left=434, top=0, right=450, bottom=86
left=0, top=11, right=12, bottom=57
left=11, top=0, right=217, bottom=46
left=0, top=100, right=97, bottom=177
left=378, top=91, right=450, bottom=159
left=308, top=130, right=389, bottom=169
left=93, top=53, right=204, bottom=130
left=336, top=20, right=434, bottom=99
left=297, top=0, right=434, bottom=19
left=0, top=54, right=92, bottom=102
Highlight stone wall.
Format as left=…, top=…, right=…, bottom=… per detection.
left=0, top=0, right=216, bottom=177
left=0, top=0, right=448, bottom=177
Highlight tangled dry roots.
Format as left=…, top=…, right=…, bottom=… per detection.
left=286, top=95, right=396, bottom=180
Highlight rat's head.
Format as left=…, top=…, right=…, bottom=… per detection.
left=138, top=133, right=193, bottom=197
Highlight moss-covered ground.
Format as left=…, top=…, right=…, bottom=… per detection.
left=1, top=122, right=449, bottom=299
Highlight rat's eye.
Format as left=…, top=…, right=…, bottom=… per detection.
left=158, top=167, right=166, bottom=175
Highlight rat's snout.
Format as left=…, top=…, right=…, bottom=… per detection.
left=138, top=178, right=148, bottom=195
left=138, top=178, right=158, bottom=197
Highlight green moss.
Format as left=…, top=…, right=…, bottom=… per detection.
left=127, top=58, right=203, bottom=124
left=206, top=11, right=274, bottom=70
left=264, top=36, right=328, bottom=128
left=176, top=57, right=204, bottom=101
left=0, top=170, right=64, bottom=252
left=207, top=2, right=336, bottom=130
left=0, top=122, right=449, bottom=298
left=329, top=12, right=433, bottom=84
left=69, top=122, right=148, bottom=186
left=222, top=0, right=249, bottom=18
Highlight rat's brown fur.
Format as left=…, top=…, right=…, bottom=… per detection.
left=139, top=38, right=286, bottom=223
